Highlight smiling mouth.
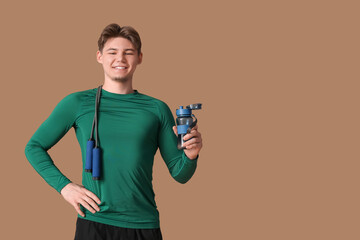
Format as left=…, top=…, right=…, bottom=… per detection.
left=114, top=66, right=127, bottom=69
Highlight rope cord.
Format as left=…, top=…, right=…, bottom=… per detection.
left=95, top=85, right=102, bottom=148
left=89, top=86, right=101, bottom=140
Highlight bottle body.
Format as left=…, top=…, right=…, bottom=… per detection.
left=175, top=104, right=202, bottom=150
left=176, top=116, right=193, bottom=150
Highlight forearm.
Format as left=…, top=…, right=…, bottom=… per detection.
left=25, top=140, right=71, bottom=193
left=25, top=143, right=71, bottom=192
left=170, top=151, right=198, bottom=184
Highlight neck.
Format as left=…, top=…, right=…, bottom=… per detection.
left=102, top=77, right=134, bottom=94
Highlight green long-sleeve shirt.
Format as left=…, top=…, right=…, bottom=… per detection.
left=25, top=87, right=198, bottom=229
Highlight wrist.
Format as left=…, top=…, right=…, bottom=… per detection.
left=185, top=153, right=199, bottom=160
left=60, top=182, right=72, bottom=195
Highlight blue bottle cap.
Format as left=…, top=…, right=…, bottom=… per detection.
left=176, top=106, right=192, bottom=117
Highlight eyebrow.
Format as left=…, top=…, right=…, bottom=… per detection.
left=106, top=48, right=135, bottom=52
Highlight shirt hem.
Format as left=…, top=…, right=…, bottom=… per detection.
left=78, top=214, right=160, bottom=229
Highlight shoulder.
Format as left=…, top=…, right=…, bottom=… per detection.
left=48, top=88, right=97, bottom=121
left=59, top=88, right=95, bottom=104
left=138, top=92, right=171, bottom=112
left=52, top=88, right=95, bottom=115
left=65, top=88, right=95, bottom=100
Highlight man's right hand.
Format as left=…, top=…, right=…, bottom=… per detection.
left=60, top=182, right=101, bottom=217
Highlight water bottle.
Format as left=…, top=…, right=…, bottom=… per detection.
left=176, top=103, right=202, bottom=150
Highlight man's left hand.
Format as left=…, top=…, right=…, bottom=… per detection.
left=173, top=124, right=203, bottom=160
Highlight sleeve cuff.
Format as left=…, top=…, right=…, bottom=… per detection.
left=56, top=179, right=72, bottom=194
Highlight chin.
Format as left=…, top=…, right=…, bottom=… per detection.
left=112, top=77, right=129, bottom=83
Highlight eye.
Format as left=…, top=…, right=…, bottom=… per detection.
left=109, top=52, right=116, bottom=55
left=125, top=52, right=134, bottom=55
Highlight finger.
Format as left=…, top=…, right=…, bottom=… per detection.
left=184, top=130, right=200, bottom=141
left=74, top=203, right=85, bottom=217
left=183, top=134, right=192, bottom=141
left=183, top=131, right=194, bottom=140
left=83, top=196, right=100, bottom=212
left=83, top=189, right=101, bottom=204
left=183, top=137, right=199, bottom=147
left=190, top=129, right=201, bottom=138
left=187, top=125, right=198, bottom=134
left=185, top=143, right=200, bottom=150
left=79, top=199, right=96, bottom=214
left=187, top=141, right=202, bottom=149
left=172, top=126, right=178, bottom=135
left=185, top=137, right=203, bottom=148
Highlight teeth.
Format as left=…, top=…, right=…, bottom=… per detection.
left=115, top=67, right=126, bottom=69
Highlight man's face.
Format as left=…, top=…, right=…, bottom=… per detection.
left=97, top=37, right=142, bottom=83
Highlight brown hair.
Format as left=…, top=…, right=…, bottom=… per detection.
left=97, top=23, right=142, bottom=55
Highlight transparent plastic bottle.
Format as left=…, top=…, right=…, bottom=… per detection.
left=176, top=104, right=202, bottom=150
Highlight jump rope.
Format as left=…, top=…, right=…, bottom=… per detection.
left=85, top=85, right=103, bottom=180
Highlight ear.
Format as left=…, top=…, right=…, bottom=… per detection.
left=96, top=50, right=103, bottom=64
left=138, top=52, right=143, bottom=64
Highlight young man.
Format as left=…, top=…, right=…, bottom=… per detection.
left=24, top=23, right=203, bottom=240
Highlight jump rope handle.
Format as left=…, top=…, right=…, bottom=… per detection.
left=85, top=141, right=94, bottom=172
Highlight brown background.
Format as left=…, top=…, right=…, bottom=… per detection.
left=1, top=0, right=359, bottom=239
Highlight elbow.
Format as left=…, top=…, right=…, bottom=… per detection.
left=175, top=177, right=190, bottom=184
left=24, top=142, right=33, bottom=164
left=24, top=140, right=43, bottom=164
left=24, top=140, right=35, bottom=156
left=170, top=154, right=198, bottom=184
left=24, top=142, right=30, bottom=157
left=173, top=172, right=195, bottom=184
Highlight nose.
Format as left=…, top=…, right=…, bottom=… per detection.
left=116, top=53, right=126, bottom=62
